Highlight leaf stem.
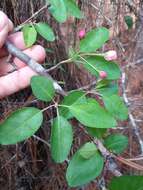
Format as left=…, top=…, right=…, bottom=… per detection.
left=41, top=104, right=55, bottom=112
left=78, top=55, right=100, bottom=73
left=46, top=58, right=73, bottom=72
left=80, top=53, right=103, bottom=57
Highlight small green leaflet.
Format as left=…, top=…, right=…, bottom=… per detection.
left=96, top=80, right=118, bottom=96
left=51, top=116, right=73, bottom=163
left=109, top=176, right=143, bottom=190
left=64, top=0, right=84, bottom=18
left=35, top=22, right=55, bottom=41
left=124, top=15, right=133, bottom=29
left=103, top=95, right=128, bottom=121
left=66, top=142, right=104, bottom=187
left=31, top=76, right=55, bottom=102
left=22, top=25, right=37, bottom=47
left=104, top=134, right=128, bottom=154
left=59, top=90, right=86, bottom=119
left=69, top=98, right=117, bottom=128
left=80, top=27, right=109, bottom=52
left=81, top=56, right=121, bottom=80
left=0, top=107, right=43, bottom=145
left=86, top=127, right=107, bottom=139
left=79, top=142, right=97, bottom=159
left=49, top=0, right=67, bottom=23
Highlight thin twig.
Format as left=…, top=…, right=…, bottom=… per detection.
left=89, top=3, right=112, bottom=25
left=121, top=72, right=143, bottom=153
left=14, top=3, right=50, bottom=32
left=77, top=80, right=97, bottom=90
left=126, top=156, right=143, bottom=161
left=33, top=135, right=50, bottom=147
left=46, top=58, right=72, bottom=72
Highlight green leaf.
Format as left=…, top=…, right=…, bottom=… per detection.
left=103, top=95, right=128, bottom=121
left=66, top=143, right=104, bottom=187
left=69, top=98, right=117, bottom=128
left=49, top=0, right=67, bottom=22
left=35, top=22, right=55, bottom=41
left=0, top=108, right=43, bottom=145
left=79, top=142, right=97, bottom=159
left=80, top=27, right=109, bottom=52
left=104, top=134, right=128, bottom=154
left=51, top=116, right=73, bottom=163
left=109, top=176, right=143, bottom=190
left=59, top=90, right=86, bottom=119
left=96, top=80, right=118, bottom=96
left=81, top=56, right=121, bottom=80
left=124, top=16, right=133, bottom=29
left=22, top=25, right=37, bottom=47
left=31, top=76, right=55, bottom=102
left=64, top=0, right=84, bottom=18
left=86, top=127, right=107, bottom=139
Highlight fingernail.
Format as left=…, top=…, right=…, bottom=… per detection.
left=0, top=11, right=8, bottom=31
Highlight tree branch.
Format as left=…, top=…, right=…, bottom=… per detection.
left=5, top=41, right=67, bottom=96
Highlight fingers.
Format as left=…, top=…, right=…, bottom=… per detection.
left=0, top=66, right=37, bottom=99
left=0, top=45, right=46, bottom=75
left=0, top=32, right=28, bottom=58
left=8, top=32, right=26, bottom=50
left=0, top=11, right=14, bottom=48
left=0, top=32, right=33, bottom=58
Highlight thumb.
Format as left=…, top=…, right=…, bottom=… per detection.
left=0, top=11, right=10, bottom=48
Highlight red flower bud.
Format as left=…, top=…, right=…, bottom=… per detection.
left=79, top=29, right=86, bottom=39
left=99, top=71, right=107, bottom=79
left=104, top=50, right=117, bottom=61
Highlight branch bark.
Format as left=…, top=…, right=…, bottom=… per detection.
left=5, top=40, right=67, bottom=96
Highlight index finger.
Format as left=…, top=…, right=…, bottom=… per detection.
left=0, top=11, right=13, bottom=48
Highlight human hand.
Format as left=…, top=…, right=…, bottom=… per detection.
left=0, top=11, right=46, bottom=99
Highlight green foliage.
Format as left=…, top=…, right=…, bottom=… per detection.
left=59, top=90, right=86, bottom=119
left=80, top=28, right=109, bottom=52
left=96, top=80, right=118, bottom=96
left=79, top=142, right=97, bottom=159
left=35, top=22, right=55, bottom=41
left=48, top=0, right=83, bottom=22
left=124, top=15, right=133, bottom=29
left=64, top=0, right=84, bottom=18
left=0, top=108, right=43, bottom=145
left=109, top=176, right=143, bottom=190
left=2, top=2, right=130, bottom=188
left=86, top=127, right=107, bottom=139
left=69, top=98, right=117, bottom=128
left=81, top=56, right=121, bottom=80
left=31, top=76, right=55, bottom=102
left=66, top=142, right=104, bottom=187
left=103, top=95, right=128, bottom=121
left=49, top=0, right=67, bottom=22
left=22, top=24, right=37, bottom=47
left=51, top=116, right=73, bottom=163
left=104, top=134, right=128, bottom=154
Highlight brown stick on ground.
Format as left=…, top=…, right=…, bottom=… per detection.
left=5, top=40, right=67, bottom=96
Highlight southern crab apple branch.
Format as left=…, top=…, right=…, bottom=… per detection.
left=5, top=40, right=67, bottom=96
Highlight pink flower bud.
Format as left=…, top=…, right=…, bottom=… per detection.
left=99, top=71, right=107, bottom=79
left=79, top=29, right=86, bottom=39
left=104, top=50, right=117, bottom=61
